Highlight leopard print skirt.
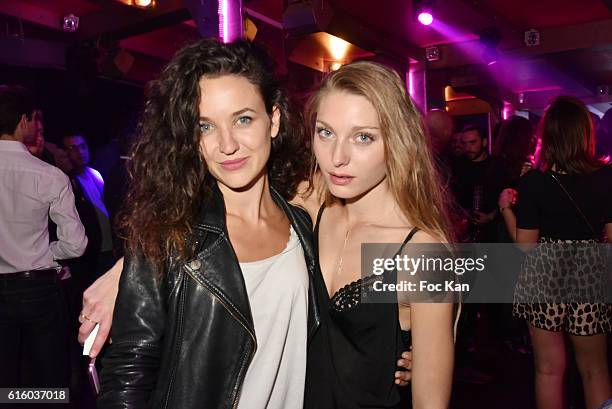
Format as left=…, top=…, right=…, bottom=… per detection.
left=512, top=237, right=611, bottom=335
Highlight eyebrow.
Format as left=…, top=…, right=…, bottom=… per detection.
left=316, top=119, right=379, bottom=132
left=199, top=108, right=257, bottom=121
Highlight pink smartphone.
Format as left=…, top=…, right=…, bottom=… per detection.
left=87, top=357, right=100, bottom=395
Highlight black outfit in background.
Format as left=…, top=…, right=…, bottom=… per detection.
left=68, top=178, right=115, bottom=291
left=513, top=167, right=612, bottom=335
left=98, top=185, right=321, bottom=409
left=452, top=156, right=510, bottom=242
left=0, top=273, right=69, bottom=389
left=305, top=205, right=416, bottom=409
left=516, top=167, right=612, bottom=240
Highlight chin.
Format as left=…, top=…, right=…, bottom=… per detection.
left=326, top=184, right=364, bottom=200
left=213, top=166, right=267, bottom=192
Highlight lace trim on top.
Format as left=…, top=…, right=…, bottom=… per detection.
left=330, top=274, right=381, bottom=313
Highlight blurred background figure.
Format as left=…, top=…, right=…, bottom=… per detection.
left=62, top=134, right=114, bottom=287
left=493, top=116, right=537, bottom=185
left=426, top=108, right=455, bottom=157
left=596, top=107, right=612, bottom=160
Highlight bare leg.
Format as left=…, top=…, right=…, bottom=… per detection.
left=569, top=333, right=611, bottom=409
left=529, top=325, right=566, bottom=409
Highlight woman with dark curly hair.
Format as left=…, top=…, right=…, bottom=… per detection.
left=93, top=39, right=317, bottom=409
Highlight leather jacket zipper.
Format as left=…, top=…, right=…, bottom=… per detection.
left=184, top=266, right=257, bottom=409
left=163, top=273, right=187, bottom=409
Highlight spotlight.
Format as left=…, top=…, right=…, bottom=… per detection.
left=418, top=12, right=433, bottom=26
left=62, top=14, right=79, bottom=32
left=414, top=0, right=435, bottom=26
left=134, top=0, right=153, bottom=6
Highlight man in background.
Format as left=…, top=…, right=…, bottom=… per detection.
left=0, top=85, right=87, bottom=389
left=62, top=134, right=114, bottom=288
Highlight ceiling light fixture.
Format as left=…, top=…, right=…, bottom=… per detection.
left=414, top=0, right=435, bottom=26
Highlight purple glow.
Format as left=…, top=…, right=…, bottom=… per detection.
left=407, top=69, right=414, bottom=96
left=487, top=60, right=498, bottom=66
left=419, top=19, right=589, bottom=99
left=418, top=12, right=433, bottom=26
left=218, top=0, right=242, bottom=43
left=217, top=0, right=226, bottom=42
left=503, top=102, right=513, bottom=120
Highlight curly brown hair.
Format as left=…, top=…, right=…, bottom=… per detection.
left=119, top=39, right=308, bottom=269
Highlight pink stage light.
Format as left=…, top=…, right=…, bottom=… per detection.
left=217, top=0, right=227, bottom=43
left=418, top=12, right=433, bottom=26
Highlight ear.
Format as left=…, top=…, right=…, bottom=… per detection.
left=270, top=105, right=281, bottom=139
left=482, top=137, right=488, bottom=147
left=17, top=113, right=29, bottom=131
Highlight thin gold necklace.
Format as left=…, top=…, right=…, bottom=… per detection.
left=336, top=227, right=351, bottom=276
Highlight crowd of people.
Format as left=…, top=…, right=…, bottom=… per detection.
left=1, top=38, right=611, bottom=409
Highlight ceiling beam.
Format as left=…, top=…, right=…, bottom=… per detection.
left=326, top=12, right=423, bottom=64
left=505, top=19, right=612, bottom=57
left=0, top=1, right=63, bottom=31
left=77, top=0, right=190, bottom=41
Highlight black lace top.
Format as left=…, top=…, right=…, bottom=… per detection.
left=304, top=205, right=417, bottom=409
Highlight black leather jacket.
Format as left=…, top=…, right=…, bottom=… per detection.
left=98, top=186, right=321, bottom=409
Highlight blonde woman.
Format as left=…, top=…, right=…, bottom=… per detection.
left=299, top=61, right=454, bottom=408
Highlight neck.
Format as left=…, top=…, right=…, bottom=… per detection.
left=472, top=150, right=488, bottom=162
left=218, top=169, right=277, bottom=224
left=344, top=177, right=406, bottom=227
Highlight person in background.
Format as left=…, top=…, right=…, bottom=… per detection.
left=62, top=134, right=115, bottom=287
left=426, top=109, right=455, bottom=159
left=0, top=85, right=87, bottom=390
left=425, top=108, right=456, bottom=189
left=499, top=95, right=611, bottom=409
left=493, top=116, right=536, bottom=187
left=450, top=131, right=464, bottom=158
left=596, top=107, right=612, bottom=160
left=491, top=115, right=537, bottom=355
left=452, top=125, right=509, bottom=243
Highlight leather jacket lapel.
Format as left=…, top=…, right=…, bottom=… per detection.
left=189, top=183, right=321, bottom=344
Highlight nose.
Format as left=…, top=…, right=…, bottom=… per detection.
left=218, top=127, right=239, bottom=156
left=331, top=139, right=349, bottom=167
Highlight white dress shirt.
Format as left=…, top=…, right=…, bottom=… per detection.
left=0, top=140, right=87, bottom=274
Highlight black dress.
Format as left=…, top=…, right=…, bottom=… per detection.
left=305, top=205, right=417, bottom=409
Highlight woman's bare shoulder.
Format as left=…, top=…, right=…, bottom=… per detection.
left=290, top=174, right=325, bottom=222
left=409, top=229, right=445, bottom=244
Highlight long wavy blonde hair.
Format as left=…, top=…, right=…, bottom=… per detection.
left=306, top=61, right=454, bottom=243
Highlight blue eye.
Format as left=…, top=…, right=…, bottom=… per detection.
left=199, top=122, right=213, bottom=134
left=356, top=133, right=373, bottom=143
left=316, top=127, right=333, bottom=139
left=236, top=116, right=252, bottom=126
